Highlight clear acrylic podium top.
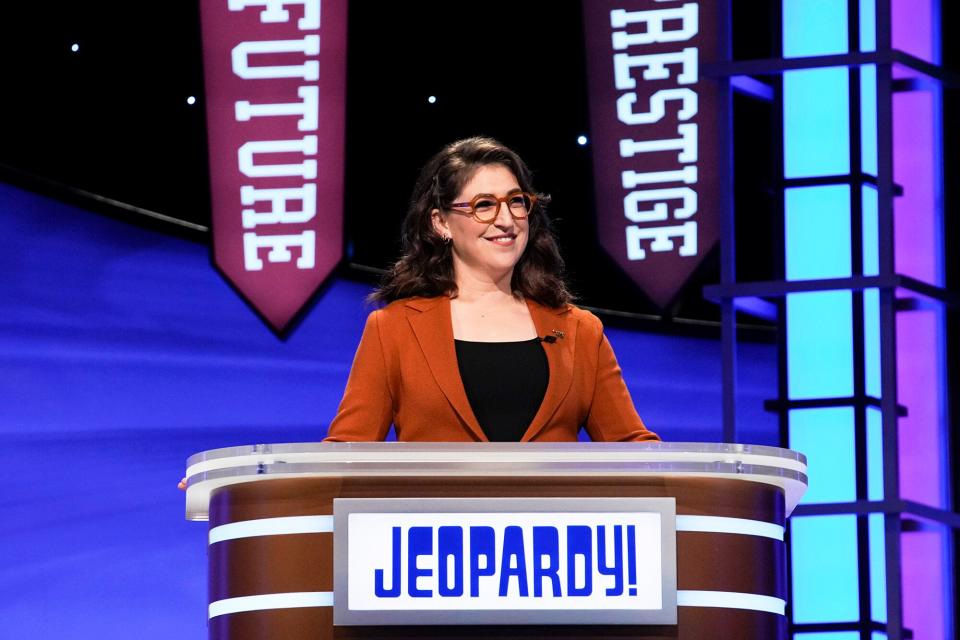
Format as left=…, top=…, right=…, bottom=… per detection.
left=183, top=441, right=808, bottom=520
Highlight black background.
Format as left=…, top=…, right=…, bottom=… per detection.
left=0, top=2, right=954, bottom=336
left=0, top=1, right=790, bottom=330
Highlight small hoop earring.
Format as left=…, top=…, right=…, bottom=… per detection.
left=442, top=235, right=452, bottom=245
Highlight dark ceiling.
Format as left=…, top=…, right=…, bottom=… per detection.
left=1, top=1, right=954, bottom=333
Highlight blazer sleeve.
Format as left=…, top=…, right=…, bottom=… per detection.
left=324, top=310, right=394, bottom=442
left=582, top=324, right=660, bottom=443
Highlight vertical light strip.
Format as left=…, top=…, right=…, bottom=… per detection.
left=782, top=0, right=860, bottom=634
left=866, top=406, right=885, bottom=626
left=860, top=0, right=887, bottom=631
left=861, top=186, right=879, bottom=276
left=859, top=0, right=877, bottom=52
left=863, top=285, right=880, bottom=398
left=890, top=0, right=950, bottom=637
left=860, top=65, right=878, bottom=176
left=866, top=407, right=884, bottom=502
left=858, top=2, right=887, bottom=619
left=869, top=512, right=888, bottom=624
left=862, top=185, right=881, bottom=398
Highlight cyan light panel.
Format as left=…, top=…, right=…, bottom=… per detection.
left=783, top=0, right=849, bottom=57
left=863, top=184, right=882, bottom=399
left=869, top=513, right=888, bottom=623
left=866, top=407, right=884, bottom=501
left=785, top=185, right=852, bottom=281
left=782, top=0, right=896, bottom=635
left=860, top=0, right=877, bottom=52
left=790, top=407, right=857, bottom=504
left=861, top=65, right=879, bottom=176
left=787, top=292, right=855, bottom=399
left=863, top=287, right=881, bottom=397
left=784, top=69, right=852, bottom=178
left=791, top=515, right=861, bottom=623
left=862, top=185, right=879, bottom=276
left=784, top=186, right=855, bottom=399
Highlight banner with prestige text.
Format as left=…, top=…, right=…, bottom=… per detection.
left=583, top=1, right=722, bottom=309
left=200, top=0, right=347, bottom=332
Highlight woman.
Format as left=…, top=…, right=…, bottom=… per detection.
left=326, top=137, right=658, bottom=443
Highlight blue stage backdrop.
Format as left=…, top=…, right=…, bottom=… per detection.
left=1, top=181, right=776, bottom=637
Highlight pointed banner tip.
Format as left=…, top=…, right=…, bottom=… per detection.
left=200, top=0, right=349, bottom=336
left=582, top=0, right=723, bottom=309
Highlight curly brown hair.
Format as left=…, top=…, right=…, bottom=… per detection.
left=370, top=137, right=573, bottom=308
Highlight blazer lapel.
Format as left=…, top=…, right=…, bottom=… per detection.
left=406, top=297, right=488, bottom=442
left=522, top=301, right=578, bottom=442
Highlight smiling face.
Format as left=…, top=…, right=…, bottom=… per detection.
left=432, top=163, right=530, bottom=287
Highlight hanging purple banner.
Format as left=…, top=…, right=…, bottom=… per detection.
left=583, top=1, right=720, bottom=309
left=199, top=0, right=347, bottom=332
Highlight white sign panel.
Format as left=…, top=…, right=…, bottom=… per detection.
left=333, top=498, right=677, bottom=626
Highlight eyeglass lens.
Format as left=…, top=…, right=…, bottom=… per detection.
left=473, top=194, right=532, bottom=221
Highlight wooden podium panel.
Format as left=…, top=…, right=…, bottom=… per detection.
left=186, top=443, right=806, bottom=640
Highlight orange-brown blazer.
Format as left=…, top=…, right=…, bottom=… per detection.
left=325, top=296, right=659, bottom=443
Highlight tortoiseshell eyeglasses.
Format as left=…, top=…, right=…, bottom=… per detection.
left=447, top=192, right=538, bottom=224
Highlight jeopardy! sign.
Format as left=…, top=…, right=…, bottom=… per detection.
left=199, top=0, right=347, bottom=332
left=583, top=1, right=721, bottom=309
left=333, top=498, right=677, bottom=626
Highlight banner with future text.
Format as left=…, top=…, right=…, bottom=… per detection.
left=199, top=0, right=347, bottom=332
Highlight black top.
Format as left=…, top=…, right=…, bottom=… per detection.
left=454, top=338, right=549, bottom=442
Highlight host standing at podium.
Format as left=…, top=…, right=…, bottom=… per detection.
left=326, top=137, right=658, bottom=444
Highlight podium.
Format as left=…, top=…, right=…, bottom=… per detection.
left=184, top=442, right=807, bottom=639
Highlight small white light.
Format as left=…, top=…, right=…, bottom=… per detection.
left=577, top=135, right=588, bottom=146
left=187, top=96, right=197, bottom=105
left=71, top=43, right=80, bottom=53
left=427, top=95, right=437, bottom=104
